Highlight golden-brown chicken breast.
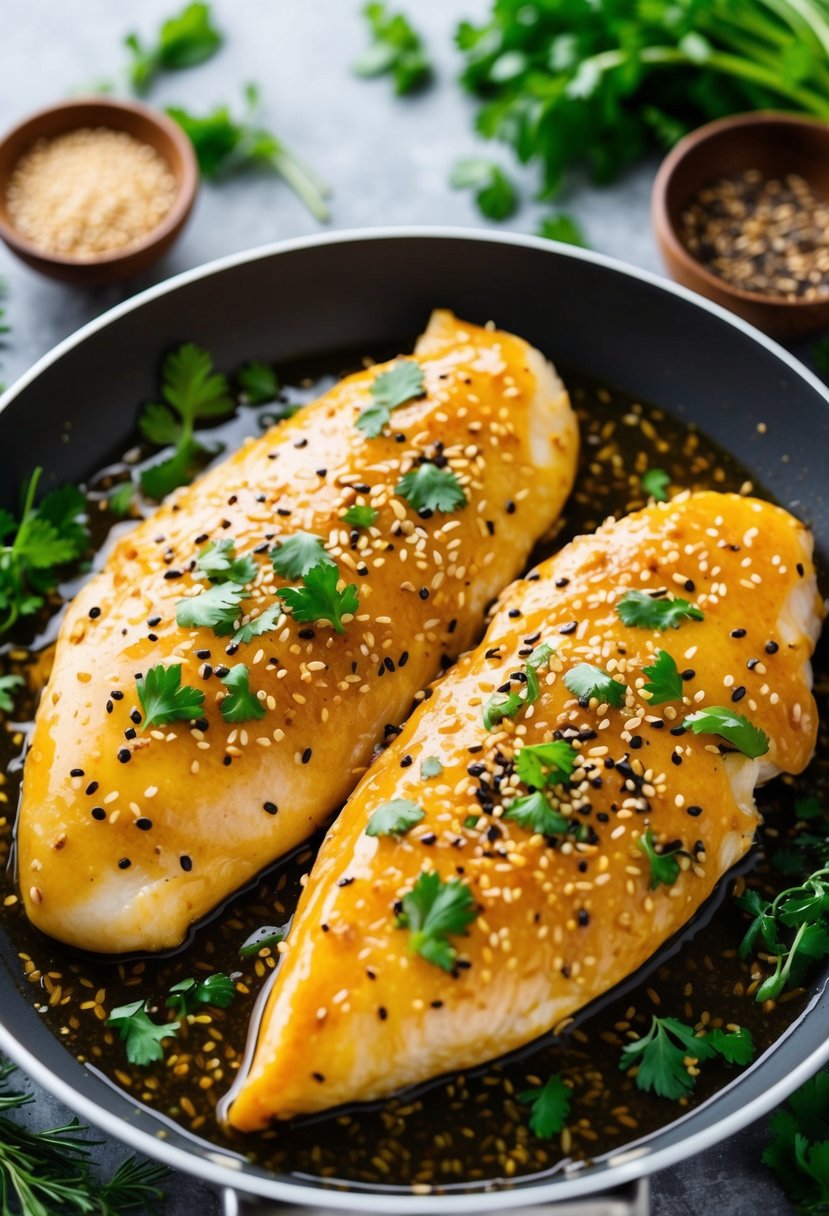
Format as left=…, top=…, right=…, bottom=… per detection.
left=18, top=311, right=578, bottom=952
left=226, top=491, right=822, bottom=1130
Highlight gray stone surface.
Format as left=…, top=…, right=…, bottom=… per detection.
left=0, top=1, right=813, bottom=1212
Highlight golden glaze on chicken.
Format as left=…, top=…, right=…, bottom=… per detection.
left=18, top=312, right=578, bottom=952
left=226, top=491, right=822, bottom=1129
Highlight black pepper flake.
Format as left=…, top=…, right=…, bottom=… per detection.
left=117, top=858, right=131, bottom=870
left=91, top=807, right=106, bottom=821
left=686, top=805, right=703, bottom=817
left=765, top=640, right=779, bottom=654
left=301, top=747, right=312, bottom=765
left=731, top=685, right=747, bottom=702
left=117, top=749, right=131, bottom=764
left=135, top=818, right=152, bottom=831
left=88, top=606, right=101, bottom=619
left=312, top=1072, right=325, bottom=1083
left=180, top=855, right=193, bottom=872
left=263, top=801, right=278, bottom=815
left=559, top=621, right=578, bottom=635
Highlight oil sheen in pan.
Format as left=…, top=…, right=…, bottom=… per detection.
left=0, top=356, right=826, bottom=1190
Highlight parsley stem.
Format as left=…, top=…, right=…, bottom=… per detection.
left=268, top=142, right=331, bottom=222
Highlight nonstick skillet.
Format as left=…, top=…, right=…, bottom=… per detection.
left=0, top=229, right=828, bottom=1216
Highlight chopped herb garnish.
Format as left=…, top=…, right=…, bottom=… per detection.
left=641, top=467, right=670, bottom=502
left=219, top=663, right=265, bottom=723
left=277, top=561, right=359, bottom=634
left=463, top=814, right=480, bottom=829
left=482, top=644, right=551, bottom=730
left=125, top=1, right=222, bottom=93
left=616, top=589, right=704, bottom=630
left=353, top=2, right=432, bottom=95
left=176, top=581, right=245, bottom=635
left=166, top=972, right=235, bottom=1016
left=516, top=740, right=577, bottom=789
left=537, top=211, right=587, bottom=247
left=0, top=468, right=89, bottom=636
left=620, top=1015, right=754, bottom=1099
left=342, top=504, right=379, bottom=529
left=563, top=662, right=626, bottom=708
left=396, top=462, right=467, bottom=514
left=237, top=360, right=279, bottom=405
left=642, top=649, right=683, bottom=705
left=232, top=602, right=283, bottom=645
left=108, top=480, right=136, bottom=518
left=107, top=1000, right=179, bottom=1067
left=683, top=706, right=769, bottom=758
left=366, top=798, right=424, bottom=837
left=136, top=663, right=205, bottom=730
left=397, top=870, right=476, bottom=972
left=239, top=926, right=284, bottom=958
left=450, top=157, right=518, bottom=221
left=763, top=1070, right=829, bottom=1213
left=195, top=538, right=257, bottom=585
left=505, top=790, right=569, bottom=837
left=356, top=360, right=425, bottom=437
left=638, top=828, right=682, bottom=889
left=527, top=641, right=554, bottom=669
left=0, top=673, right=23, bottom=715
left=519, top=1075, right=571, bottom=1139
left=139, top=343, right=233, bottom=499
left=421, top=755, right=443, bottom=779
left=738, top=866, right=829, bottom=1001
left=271, top=531, right=334, bottom=579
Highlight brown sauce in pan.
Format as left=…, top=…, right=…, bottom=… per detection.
left=0, top=356, right=826, bottom=1191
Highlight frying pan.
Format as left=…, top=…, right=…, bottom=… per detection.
left=1, top=229, right=828, bottom=1216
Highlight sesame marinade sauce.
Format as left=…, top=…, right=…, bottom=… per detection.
left=1, top=355, right=826, bottom=1191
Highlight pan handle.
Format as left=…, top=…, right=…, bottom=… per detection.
left=221, top=1178, right=649, bottom=1216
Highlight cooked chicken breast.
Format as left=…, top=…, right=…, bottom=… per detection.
left=18, top=311, right=578, bottom=952
left=226, top=491, right=822, bottom=1130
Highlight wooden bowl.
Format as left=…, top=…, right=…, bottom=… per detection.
left=0, top=97, right=198, bottom=286
left=652, top=111, right=829, bottom=340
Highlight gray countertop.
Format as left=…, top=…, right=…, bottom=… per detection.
left=0, top=2, right=814, bottom=1212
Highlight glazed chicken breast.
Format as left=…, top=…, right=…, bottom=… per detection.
left=226, top=491, right=822, bottom=1130
left=18, top=311, right=578, bottom=952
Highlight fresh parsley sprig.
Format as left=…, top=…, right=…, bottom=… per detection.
left=738, top=867, right=829, bottom=1001
left=139, top=343, right=234, bottom=499
left=617, top=589, right=703, bottom=630
left=232, top=602, right=283, bottom=645
left=519, top=1075, right=571, bottom=1139
left=176, top=581, right=245, bottom=635
left=166, top=972, right=235, bottom=1017
left=515, top=739, right=577, bottom=789
left=0, top=468, right=89, bottom=637
left=397, top=870, right=477, bottom=972
left=366, top=798, right=424, bottom=837
left=396, top=462, right=467, bottom=514
left=107, top=1000, right=180, bottom=1067
left=450, top=158, right=518, bottom=221
left=195, top=538, right=257, bottom=585
left=353, top=2, right=432, bottom=95
left=620, top=1015, right=754, bottom=1099
left=641, top=468, right=671, bottom=502
left=563, top=662, right=626, bottom=709
left=683, top=706, right=770, bottom=759
left=342, top=504, right=379, bottom=529
left=271, top=532, right=334, bottom=579
left=356, top=360, right=425, bottom=437
left=168, top=83, right=331, bottom=221
left=219, top=663, right=266, bottom=722
left=136, top=663, right=205, bottom=730
left=237, top=360, right=279, bottom=405
left=763, top=1070, right=829, bottom=1215
left=504, top=790, right=570, bottom=837
left=125, top=2, right=222, bottom=93
left=642, top=649, right=683, bottom=705
left=277, top=561, right=359, bottom=634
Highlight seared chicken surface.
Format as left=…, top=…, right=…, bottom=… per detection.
left=227, top=491, right=822, bottom=1129
left=18, top=311, right=577, bottom=952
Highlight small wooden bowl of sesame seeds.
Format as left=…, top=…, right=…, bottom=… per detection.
left=0, top=97, right=198, bottom=285
left=652, top=111, right=829, bottom=339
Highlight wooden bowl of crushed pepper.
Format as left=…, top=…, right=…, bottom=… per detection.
left=0, top=97, right=198, bottom=286
left=652, top=111, right=829, bottom=340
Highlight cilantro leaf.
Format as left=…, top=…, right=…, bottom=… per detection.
left=519, top=1076, right=571, bottom=1139
left=537, top=212, right=587, bottom=247
left=642, top=649, right=683, bottom=705
left=706, top=1026, right=755, bottom=1065
left=450, top=157, right=518, bottom=221
left=125, top=2, right=222, bottom=93
left=108, top=480, right=136, bottom=518
left=764, top=1072, right=829, bottom=1213
left=195, top=539, right=257, bottom=586
left=397, top=871, right=476, bottom=972
left=638, top=828, right=682, bottom=888
left=504, top=790, right=569, bottom=837
left=219, top=664, right=265, bottom=723
left=527, top=642, right=554, bottom=669
left=0, top=673, right=23, bottom=714
left=356, top=360, right=425, bottom=437
left=683, top=706, right=769, bottom=758
left=616, top=589, right=704, bottom=630
left=166, top=972, right=236, bottom=1017
left=167, top=85, right=330, bottom=220
left=107, top=1000, right=179, bottom=1067
left=239, top=926, right=284, bottom=958
left=353, top=2, right=432, bottom=95
left=139, top=344, right=233, bottom=498
left=366, top=798, right=424, bottom=837
left=271, top=532, right=334, bottom=579
left=620, top=1015, right=714, bottom=1100
left=136, top=663, right=205, bottom=730
left=237, top=360, right=279, bottom=405
left=176, top=581, right=245, bottom=635
left=563, top=662, right=626, bottom=708
left=482, top=646, right=551, bottom=730
left=641, top=467, right=671, bottom=502
left=232, top=602, right=283, bottom=645
left=421, top=755, right=443, bottom=779
left=739, top=867, right=829, bottom=1001
left=395, top=462, right=467, bottom=514
left=342, top=504, right=379, bottom=529
left=277, top=562, right=359, bottom=634
left=463, top=814, right=480, bottom=829
left=516, top=740, right=577, bottom=789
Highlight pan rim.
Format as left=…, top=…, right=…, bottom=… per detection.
left=1, top=225, right=828, bottom=1211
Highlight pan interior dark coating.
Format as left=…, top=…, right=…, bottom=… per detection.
left=0, top=233, right=828, bottom=1203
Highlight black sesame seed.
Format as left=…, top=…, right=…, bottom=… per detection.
left=111, top=690, right=124, bottom=700
left=686, top=805, right=703, bottom=817
left=180, top=855, right=193, bottom=872
left=135, top=818, right=152, bottom=831
left=671, top=752, right=683, bottom=766
left=797, top=562, right=805, bottom=577
left=118, top=858, right=131, bottom=870
left=91, top=807, right=106, bottom=821
left=215, top=665, right=230, bottom=678
left=195, top=649, right=210, bottom=660
left=124, top=728, right=137, bottom=741
left=301, top=748, right=312, bottom=764
left=747, top=658, right=760, bottom=670
left=765, top=640, right=779, bottom=654
left=223, top=755, right=232, bottom=766
left=508, top=608, right=521, bottom=619
left=400, top=755, right=413, bottom=768
left=312, top=1072, right=325, bottom=1083
left=147, top=633, right=158, bottom=643
left=298, top=628, right=315, bottom=639
left=70, top=768, right=84, bottom=778
left=731, top=685, right=746, bottom=702
left=263, top=801, right=278, bottom=815
left=419, top=588, right=429, bottom=600
left=684, top=579, right=696, bottom=592
left=130, top=709, right=141, bottom=725
left=147, top=616, right=161, bottom=628
left=337, top=877, right=354, bottom=887
left=559, top=621, right=578, bottom=635
left=577, top=909, right=590, bottom=926
left=105, top=700, right=114, bottom=715
left=505, top=500, right=516, bottom=514
left=421, top=832, right=437, bottom=845
left=88, top=606, right=101, bottom=619
left=486, top=520, right=495, bottom=536
left=163, top=570, right=183, bottom=581
left=730, top=628, right=747, bottom=639
left=681, top=669, right=696, bottom=681
left=399, top=651, right=409, bottom=667
left=117, top=749, right=131, bottom=764
left=194, top=533, right=209, bottom=544
left=630, top=736, right=643, bottom=750
left=378, top=1007, right=388, bottom=1020
left=294, top=438, right=308, bottom=448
